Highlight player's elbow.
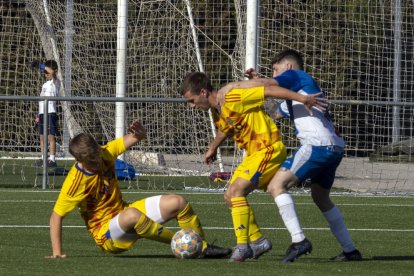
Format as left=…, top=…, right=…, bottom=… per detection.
left=264, top=78, right=278, bottom=87
left=49, top=211, right=63, bottom=227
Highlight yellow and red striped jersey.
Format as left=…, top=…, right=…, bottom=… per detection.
left=53, top=137, right=128, bottom=238
left=214, top=86, right=281, bottom=156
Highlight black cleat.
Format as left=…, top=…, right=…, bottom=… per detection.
left=282, top=238, right=312, bottom=263
left=200, top=244, right=232, bottom=259
left=47, top=160, right=57, bottom=168
left=330, top=249, right=362, bottom=261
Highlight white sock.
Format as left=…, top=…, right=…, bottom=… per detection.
left=50, top=155, right=55, bottom=162
left=323, top=206, right=355, bottom=253
left=275, top=193, right=305, bottom=243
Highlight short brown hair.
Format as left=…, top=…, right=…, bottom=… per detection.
left=180, top=72, right=213, bottom=95
left=69, top=133, right=101, bottom=164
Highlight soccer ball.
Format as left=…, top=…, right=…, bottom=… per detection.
left=171, top=228, right=203, bottom=259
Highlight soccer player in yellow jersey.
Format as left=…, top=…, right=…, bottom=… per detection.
left=180, top=72, right=326, bottom=262
left=46, top=120, right=231, bottom=259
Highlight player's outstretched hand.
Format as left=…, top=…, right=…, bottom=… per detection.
left=303, top=92, right=328, bottom=116
left=45, top=254, right=67, bottom=259
left=128, top=120, right=147, bottom=140
left=244, top=68, right=259, bottom=79
left=204, top=148, right=217, bottom=165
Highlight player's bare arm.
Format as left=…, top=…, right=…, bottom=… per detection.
left=204, top=130, right=227, bottom=164
left=264, top=86, right=327, bottom=116
left=124, top=120, right=147, bottom=150
left=46, top=211, right=67, bottom=259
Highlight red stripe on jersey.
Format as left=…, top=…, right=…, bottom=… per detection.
left=258, top=146, right=274, bottom=173
left=67, top=170, right=82, bottom=197
left=225, top=95, right=241, bottom=103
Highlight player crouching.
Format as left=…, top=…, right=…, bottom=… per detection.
left=46, top=120, right=231, bottom=259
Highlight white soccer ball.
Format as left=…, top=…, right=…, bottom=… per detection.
left=171, top=228, right=203, bottom=259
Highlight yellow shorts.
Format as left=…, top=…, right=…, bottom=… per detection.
left=230, top=141, right=286, bottom=191
left=95, top=196, right=160, bottom=254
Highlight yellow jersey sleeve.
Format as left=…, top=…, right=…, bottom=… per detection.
left=53, top=166, right=88, bottom=217
left=101, top=137, right=126, bottom=162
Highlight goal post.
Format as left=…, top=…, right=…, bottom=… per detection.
left=115, top=0, right=127, bottom=145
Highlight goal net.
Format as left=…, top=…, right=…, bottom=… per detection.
left=257, top=0, right=414, bottom=195
left=0, top=0, right=244, bottom=190
left=0, top=0, right=413, bottom=195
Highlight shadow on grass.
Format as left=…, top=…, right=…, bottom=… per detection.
left=114, top=254, right=175, bottom=259
left=36, top=167, right=70, bottom=176
left=372, top=256, right=414, bottom=261
left=312, top=256, right=414, bottom=262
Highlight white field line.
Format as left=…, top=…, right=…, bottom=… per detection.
left=0, top=199, right=413, bottom=207
left=0, top=189, right=413, bottom=198
left=0, top=225, right=413, bottom=232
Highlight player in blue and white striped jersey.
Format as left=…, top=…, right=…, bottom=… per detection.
left=218, top=49, right=361, bottom=263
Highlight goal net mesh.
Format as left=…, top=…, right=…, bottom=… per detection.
left=0, top=0, right=413, bottom=194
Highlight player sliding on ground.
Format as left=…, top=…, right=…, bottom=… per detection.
left=218, top=49, right=362, bottom=262
left=46, top=120, right=231, bottom=259
left=180, top=72, right=326, bottom=263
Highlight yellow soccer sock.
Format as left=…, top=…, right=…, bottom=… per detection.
left=134, top=213, right=174, bottom=244
left=248, top=207, right=263, bottom=243
left=177, top=203, right=207, bottom=250
left=230, top=196, right=250, bottom=245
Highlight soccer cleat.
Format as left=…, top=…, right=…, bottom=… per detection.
left=32, top=159, right=43, bottom=168
left=250, top=237, right=272, bottom=259
left=228, top=245, right=253, bottom=263
left=200, top=244, right=232, bottom=259
left=330, top=249, right=362, bottom=261
left=47, top=160, right=57, bottom=168
left=282, top=238, right=312, bottom=263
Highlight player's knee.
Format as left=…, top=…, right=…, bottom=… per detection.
left=311, top=193, right=333, bottom=212
left=224, top=185, right=239, bottom=199
left=224, top=186, right=246, bottom=207
left=121, top=208, right=143, bottom=224
left=223, top=192, right=231, bottom=207
left=267, top=180, right=287, bottom=197
left=268, top=170, right=295, bottom=196
left=162, top=194, right=187, bottom=216
left=175, top=194, right=188, bottom=211
left=267, top=183, right=281, bottom=197
left=311, top=194, right=320, bottom=206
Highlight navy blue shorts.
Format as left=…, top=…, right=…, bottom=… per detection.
left=38, top=113, right=59, bottom=135
left=282, top=144, right=344, bottom=189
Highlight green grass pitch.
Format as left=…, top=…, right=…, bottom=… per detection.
left=0, top=190, right=413, bottom=275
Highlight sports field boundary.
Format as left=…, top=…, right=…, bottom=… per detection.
left=0, top=225, right=413, bottom=232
